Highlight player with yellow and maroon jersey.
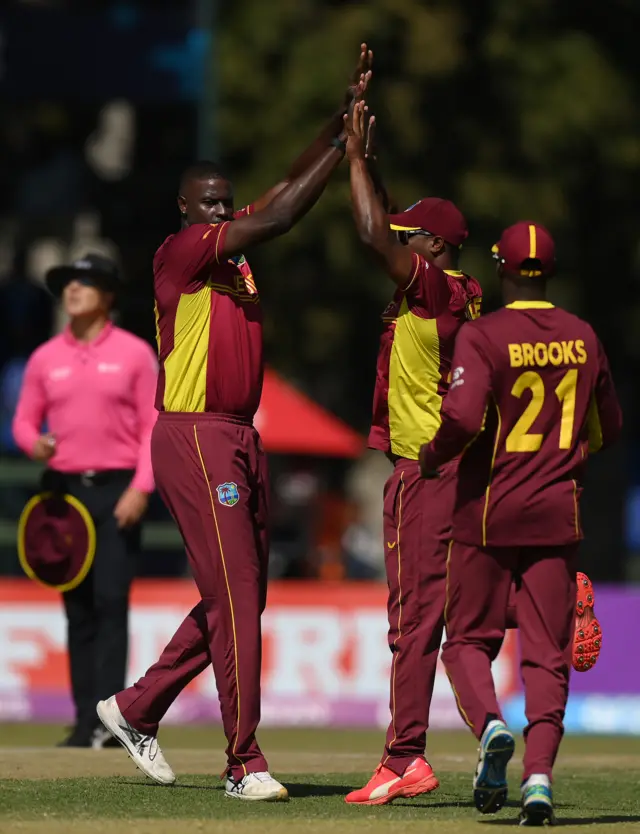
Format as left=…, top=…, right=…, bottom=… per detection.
left=343, top=101, right=483, bottom=805
left=95, top=46, right=373, bottom=802
left=420, top=221, right=622, bottom=825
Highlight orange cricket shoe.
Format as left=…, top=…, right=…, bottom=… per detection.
left=345, top=757, right=439, bottom=806
left=573, top=572, right=602, bottom=672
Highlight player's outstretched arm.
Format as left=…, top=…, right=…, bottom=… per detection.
left=419, top=326, right=491, bottom=477
left=218, top=135, right=348, bottom=260
left=364, top=116, right=398, bottom=214
left=346, top=102, right=413, bottom=288
left=587, top=338, right=623, bottom=453
left=251, top=43, right=373, bottom=212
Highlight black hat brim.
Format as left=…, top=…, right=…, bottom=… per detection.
left=45, top=266, right=121, bottom=299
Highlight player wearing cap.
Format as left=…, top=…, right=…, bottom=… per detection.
left=12, top=254, right=158, bottom=748
left=343, top=101, right=483, bottom=805
left=420, top=222, right=622, bottom=825
left=95, top=48, right=373, bottom=802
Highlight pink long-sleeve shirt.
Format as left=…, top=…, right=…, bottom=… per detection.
left=12, top=322, right=158, bottom=493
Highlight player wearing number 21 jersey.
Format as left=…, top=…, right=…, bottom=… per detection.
left=420, top=221, right=621, bottom=826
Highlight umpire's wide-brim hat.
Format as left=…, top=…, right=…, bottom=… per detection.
left=18, top=491, right=96, bottom=592
left=45, top=253, right=122, bottom=299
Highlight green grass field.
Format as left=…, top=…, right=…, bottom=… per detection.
left=1, top=725, right=639, bottom=833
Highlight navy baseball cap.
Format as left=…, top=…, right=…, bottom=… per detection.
left=45, top=253, right=122, bottom=298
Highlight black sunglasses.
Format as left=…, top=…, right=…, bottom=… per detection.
left=397, top=229, right=434, bottom=246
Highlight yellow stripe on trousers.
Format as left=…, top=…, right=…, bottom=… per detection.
left=193, top=425, right=246, bottom=775
left=443, top=539, right=474, bottom=731
left=384, top=472, right=405, bottom=761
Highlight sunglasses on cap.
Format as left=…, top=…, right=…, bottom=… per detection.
left=397, top=229, right=434, bottom=246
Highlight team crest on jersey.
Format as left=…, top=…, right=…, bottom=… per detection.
left=466, top=297, right=482, bottom=321
left=381, top=299, right=400, bottom=323
left=228, top=254, right=258, bottom=296
left=216, top=482, right=239, bottom=507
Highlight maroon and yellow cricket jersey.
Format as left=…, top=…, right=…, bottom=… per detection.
left=421, top=302, right=623, bottom=546
left=369, top=252, right=482, bottom=460
left=153, top=207, right=263, bottom=417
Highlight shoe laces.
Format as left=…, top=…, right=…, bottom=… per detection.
left=136, top=735, right=157, bottom=757
left=250, top=771, right=273, bottom=783
left=120, top=720, right=158, bottom=759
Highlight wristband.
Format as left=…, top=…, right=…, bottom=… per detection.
left=331, top=136, right=347, bottom=154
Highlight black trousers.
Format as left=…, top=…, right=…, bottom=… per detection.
left=60, top=470, right=140, bottom=734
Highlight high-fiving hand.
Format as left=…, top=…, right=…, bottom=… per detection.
left=344, top=100, right=375, bottom=162
left=345, top=43, right=373, bottom=107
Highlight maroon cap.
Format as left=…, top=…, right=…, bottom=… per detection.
left=18, top=493, right=96, bottom=592
left=492, top=221, right=556, bottom=277
left=389, top=197, right=468, bottom=248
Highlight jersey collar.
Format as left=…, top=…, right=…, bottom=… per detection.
left=63, top=319, right=114, bottom=347
left=506, top=301, right=554, bottom=310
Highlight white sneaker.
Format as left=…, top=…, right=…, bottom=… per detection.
left=225, top=771, right=289, bottom=802
left=90, top=725, right=120, bottom=750
left=473, top=719, right=515, bottom=815
left=520, top=774, right=555, bottom=826
left=96, top=696, right=176, bottom=786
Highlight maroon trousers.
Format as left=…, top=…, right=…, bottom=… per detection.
left=116, top=413, right=270, bottom=779
left=381, top=458, right=457, bottom=776
left=442, top=541, right=578, bottom=780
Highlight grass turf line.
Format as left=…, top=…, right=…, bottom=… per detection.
left=1, top=771, right=640, bottom=829
left=1, top=729, right=640, bottom=832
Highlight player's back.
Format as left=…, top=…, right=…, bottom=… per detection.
left=456, top=301, right=616, bottom=547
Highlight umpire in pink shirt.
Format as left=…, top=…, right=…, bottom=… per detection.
left=12, top=253, right=158, bottom=748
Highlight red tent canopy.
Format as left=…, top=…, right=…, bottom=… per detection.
left=254, top=368, right=364, bottom=458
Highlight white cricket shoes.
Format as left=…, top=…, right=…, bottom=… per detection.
left=225, top=771, right=289, bottom=801
left=96, top=696, right=176, bottom=786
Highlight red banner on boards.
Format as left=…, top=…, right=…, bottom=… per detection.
left=0, top=579, right=519, bottom=725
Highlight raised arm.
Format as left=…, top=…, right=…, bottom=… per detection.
left=345, top=102, right=413, bottom=288
left=251, top=43, right=373, bottom=212
left=217, top=135, right=348, bottom=261
left=419, top=326, right=492, bottom=477
left=364, top=116, right=397, bottom=214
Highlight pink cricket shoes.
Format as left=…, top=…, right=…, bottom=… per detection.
left=345, top=757, right=439, bottom=806
left=572, top=571, right=602, bottom=672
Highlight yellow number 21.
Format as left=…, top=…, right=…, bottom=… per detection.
left=505, top=369, right=578, bottom=453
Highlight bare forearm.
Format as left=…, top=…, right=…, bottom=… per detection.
left=366, top=157, right=396, bottom=213
left=286, top=109, right=347, bottom=181
left=219, top=143, right=345, bottom=256
left=267, top=143, right=345, bottom=231
left=350, top=158, right=389, bottom=247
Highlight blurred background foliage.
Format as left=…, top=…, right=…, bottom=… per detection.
left=0, top=0, right=638, bottom=579
left=211, top=0, right=640, bottom=428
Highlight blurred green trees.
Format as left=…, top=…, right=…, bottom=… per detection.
left=211, top=0, right=640, bottom=427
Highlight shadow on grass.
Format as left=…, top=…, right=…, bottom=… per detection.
left=480, top=815, right=640, bottom=826
left=121, top=780, right=218, bottom=791
left=120, top=779, right=351, bottom=798
left=392, top=800, right=476, bottom=809
left=285, top=783, right=352, bottom=798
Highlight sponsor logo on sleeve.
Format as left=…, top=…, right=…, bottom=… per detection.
left=450, top=366, right=465, bottom=390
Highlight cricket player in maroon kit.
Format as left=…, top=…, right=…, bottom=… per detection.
left=96, top=47, right=373, bottom=802
left=420, top=221, right=622, bottom=826
left=343, top=101, right=483, bottom=805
